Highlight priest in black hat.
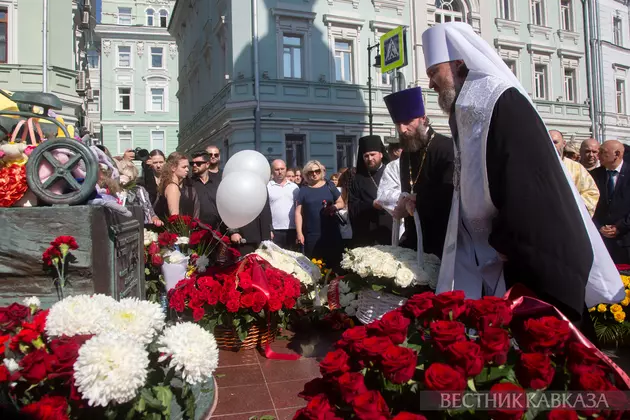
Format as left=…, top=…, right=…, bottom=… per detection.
left=348, top=135, right=393, bottom=246
left=383, top=87, right=454, bottom=258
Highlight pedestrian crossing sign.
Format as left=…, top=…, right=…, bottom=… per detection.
left=380, top=26, right=408, bottom=73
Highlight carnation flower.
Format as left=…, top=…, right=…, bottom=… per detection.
left=3, top=358, right=19, bottom=373
left=73, top=333, right=149, bottom=406
left=22, top=296, right=40, bottom=309
left=107, top=298, right=165, bottom=344
left=175, top=236, right=190, bottom=245
left=157, top=323, right=219, bottom=385
left=45, top=294, right=117, bottom=338
left=144, top=230, right=158, bottom=246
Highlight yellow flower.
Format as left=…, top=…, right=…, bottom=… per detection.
left=589, top=306, right=596, bottom=312
left=614, top=311, right=626, bottom=323
left=626, top=289, right=630, bottom=299
left=597, top=304, right=608, bottom=313
left=622, top=297, right=630, bottom=307
left=610, top=304, right=623, bottom=313
left=622, top=276, right=630, bottom=287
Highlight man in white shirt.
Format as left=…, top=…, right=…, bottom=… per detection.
left=267, top=159, right=300, bottom=250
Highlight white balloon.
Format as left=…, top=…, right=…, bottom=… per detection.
left=217, top=171, right=267, bottom=229
left=222, top=150, right=271, bottom=185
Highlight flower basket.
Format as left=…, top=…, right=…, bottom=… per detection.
left=355, top=289, right=406, bottom=325
left=214, top=324, right=278, bottom=351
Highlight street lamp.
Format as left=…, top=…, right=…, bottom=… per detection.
left=367, top=39, right=381, bottom=136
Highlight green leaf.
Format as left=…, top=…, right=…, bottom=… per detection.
left=164, top=367, right=176, bottom=385
left=474, top=365, right=513, bottom=385
left=371, top=284, right=386, bottom=292
left=185, top=392, right=196, bottom=419
left=140, top=388, right=165, bottom=411
left=467, top=378, right=477, bottom=392
left=260, top=416, right=277, bottom=420
left=243, top=314, right=255, bottom=323
left=153, top=386, right=173, bottom=415
left=236, top=325, right=248, bottom=342
left=136, top=396, right=146, bottom=413
left=214, top=373, right=226, bottom=378
left=232, top=317, right=241, bottom=328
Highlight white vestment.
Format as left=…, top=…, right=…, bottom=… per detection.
left=376, top=159, right=405, bottom=244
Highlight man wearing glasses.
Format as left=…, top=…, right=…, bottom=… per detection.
left=192, top=148, right=222, bottom=229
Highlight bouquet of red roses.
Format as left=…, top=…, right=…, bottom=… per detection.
left=294, top=290, right=630, bottom=420
left=168, top=254, right=302, bottom=343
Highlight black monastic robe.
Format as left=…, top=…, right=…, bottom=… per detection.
left=349, top=165, right=393, bottom=247
left=459, top=87, right=593, bottom=324
left=399, top=128, right=454, bottom=258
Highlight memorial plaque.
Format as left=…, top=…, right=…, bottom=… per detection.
left=0, top=205, right=145, bottom=308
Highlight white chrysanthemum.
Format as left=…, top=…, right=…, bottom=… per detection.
left=108, top=298, right=165, bottom=345
left=157, top=323, right=219, bottom=385
left=175, top=236, right=189, bottom=245
left=45, top=294, right=118, bottom=338
left=22, top=296, right=40, bottom=308
left=4, top=358, right=19, bottom=373
left=196, top=255, right=210, bottom=273
left=74, top=333, right=149, bottom=407
left=144, top=230, right=158, bottom=246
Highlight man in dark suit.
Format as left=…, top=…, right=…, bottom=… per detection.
left=592, top=140, right=630, bottom=264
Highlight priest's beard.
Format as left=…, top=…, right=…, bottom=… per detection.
left=437, top=77, right=465, bottom=114
left=401, top=124, right=430, bottom=153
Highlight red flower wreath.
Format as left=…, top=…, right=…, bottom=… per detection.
left=0, top=164, right=28, bottom=207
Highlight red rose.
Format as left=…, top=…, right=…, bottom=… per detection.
left=429, top=320, right=466, bottom=352
left=547, top=409, right=579, bottom=420
left=352, top=390, right=390, bottom=420
left=0, top=334, right=9, bottom=353
left=9, top=327, right=40, bottom=351
left=293, top=394, right=341, bottom=420
left=151, top=254, right=164, bottom=267
left=192, top=307, right=205, bottom=321
left=402, top=292, right=434, bottom=320
left=433, top=290, right=466, bottom=320
left=381, top=346, right=417, bottom=384
left=240, top=293, right=255, bottom=308
left=21, top=396, right=69, bottom=420
left=298, top=377, right=328, bottom=402
left=189, top=230, right=208, bottom=246
left=522, top=316, right=571, bottom=353
left=445, top=341, right=484, bottom=377
left=27, top=310, right=49, bottom=334
left=572, top=367, right=609, bottom=391
left=372, top=310, right=410, bottom=345
left=283, top=297, right=296, bottom=309
left=338, top=327, right=368, bottom=353
left=51, top=235, right=79, bottom=250
left=226, top=292, right=241, bottom=313
left=479, top=326, right=510, bottom=365
left=488, top=382, right=526, bottom=420
left=466, top=296, right=512, bottom=330
left=252, top=292, right=267, bottom=313
left=360, top=336, right=394, bottom=359
left=393, top=413, right=427, bottom=420
left=147, top=242, right=160, bottom=255
left=19, top=349, right=55, bottom=383
left=238, top=272, right=253, bottom=290
left=49, top=336, right=90, bottom=381
left=516, top=352, right=555, bottom=389
left=158, top=232, right=178, bottom=247
left=319, top=349, right=351, bottom=377
left=567, top=342, right=604, bottom=373
left=267, top=297, right=283, bottom=312
left=0, top=303, right=30, bottom=332
left=424, top=363, right=466, bottom=391
left=338, top=372, right=368, bottom=403
left=0, top=365, right=9, bottom=382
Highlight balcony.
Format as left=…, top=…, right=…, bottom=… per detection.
left=0, top=65, right=82, bottom=105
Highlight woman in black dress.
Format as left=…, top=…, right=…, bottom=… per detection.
left=154, top=152, right=199, bottom=219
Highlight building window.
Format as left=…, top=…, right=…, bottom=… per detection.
left=151, top=131, right=165, bottom=151
left=117, top=46, right=131, bottom=67
left=534, top=64, right=548, bottom=100
left=564, top=68, right=576, bottom=102
left=223, top=138, right=230, bottom=160
left=87, top=49, right=99, bottom=69
left=613, top=16, right=622, bottom=46
left=504, top=59, right=517, bottom=77
left=150, top=47, right=164, bottom=68
left=118, top=131, right=133, bottom=154
left=334, top=40, right=353, bottom=83
left=118, top=7, right=132, bottom=25
left=560, top=0, right=573, bottom=31
left=616, top=79, right=626, bottom=114
left=159, top=10, right=169, bottom=28
left=498, top=0, right=514, bottom=20
left=146, top=8, right=155, bottom=26
left=0, top=7, right=8, bottom=64
left=118, top=87, right=132, bottom=111
left=336, top=136, right=356, bottom=170
left=285, top=134, right=305, bottom=168
left=434, top=0, right=464, bottom=24
left=283, top=36, right=303, bottom=79
left=530, top=0, right=545, bottom=26
left=88, top=89, right=100, bottom=112
left=380, top=69, right=391, bottom=86
left=150, top=88, right=165, bottom=111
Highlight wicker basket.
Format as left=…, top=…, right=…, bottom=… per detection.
left=356, top=289, right=407, bottom=325
left=214, top=324, right=278, bottom=351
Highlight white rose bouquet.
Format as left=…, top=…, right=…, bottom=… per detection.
left=254, top=241, right=321, bottom=287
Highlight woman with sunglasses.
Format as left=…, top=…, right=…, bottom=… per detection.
left=295, top=160, right=344, bottom=269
